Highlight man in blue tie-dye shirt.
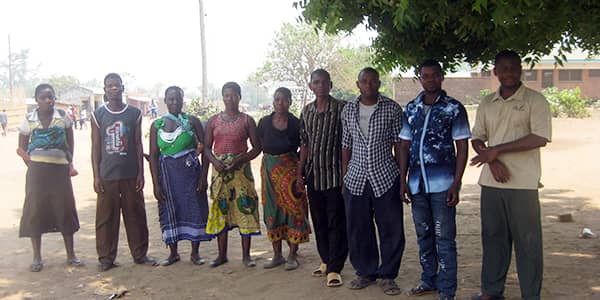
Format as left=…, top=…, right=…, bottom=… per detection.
left=399, top=59, right=471, bottom=300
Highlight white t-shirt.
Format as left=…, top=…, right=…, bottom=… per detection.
left=358, top=101, right=376, bottom=139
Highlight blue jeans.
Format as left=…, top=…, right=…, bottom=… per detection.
left=411, top=190, right=457, bottom=297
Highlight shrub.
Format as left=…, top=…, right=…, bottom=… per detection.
left=542, top=87, right=590, bottom=118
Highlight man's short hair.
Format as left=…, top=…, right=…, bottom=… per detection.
left=358, top=67, right=379, bottom=80
left=494, top=50, right=521, bottom=65
left=418, top=59, right=443, bottom=75
left=103, top=73, right=123, bottom=86
left=310, top=69, right=331, bottom=82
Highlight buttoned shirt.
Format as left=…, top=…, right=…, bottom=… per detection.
left=471, top=84, right=552, bottom=189
left=299, top=96, right=345, bottom=191
left=399, top=90, right=471, bottom=194
left=342, top=94, right=403, bottom=197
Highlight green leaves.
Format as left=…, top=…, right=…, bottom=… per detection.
left=298, top=0, right=600, bottom=73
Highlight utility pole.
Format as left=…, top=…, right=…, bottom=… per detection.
left=198, top=0, right=208, bottom=106
left=8, top=34, right=13, bottom=101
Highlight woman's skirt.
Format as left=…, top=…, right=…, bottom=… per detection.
left=206, top=153, right=261, bottom=236
left=158, top=150, right=211, bottom=245
left=261, top=153, right=310, bottom=244
left=19, top=161, right=79, bottom=237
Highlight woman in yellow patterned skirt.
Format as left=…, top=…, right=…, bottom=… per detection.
left=203, top=82, right=261, bottom=267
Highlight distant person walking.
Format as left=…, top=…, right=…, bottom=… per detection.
left=91, top=73, right=156, bottom=272
left=17, top=84, right=82, bottom=272
left=470, top=50, right=551, bottom=300
left=0, top=109, right=7, bottom=136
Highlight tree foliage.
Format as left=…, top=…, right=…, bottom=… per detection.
left=295, top=0, right=600, bottom=73
left=0, top=48, right=40, bottom=95
left=253, top=22, right=343, bottom=104
left=46, top=75, right=80, bottom=95
left=253, top=22, right=395, bottom=104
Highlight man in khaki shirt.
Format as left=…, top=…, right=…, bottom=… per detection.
left=470, top=50, right=551, bottom=300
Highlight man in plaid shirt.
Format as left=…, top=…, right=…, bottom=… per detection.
left=341, top=67, right=405, bottom=296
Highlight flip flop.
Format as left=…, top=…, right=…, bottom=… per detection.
left=326, top=272, right=343, bottom=287
left=380, top=279, right=402, bottom=296
left=348, top=276, right=375, bottom=289
left=263, top=256, right=286, bottom=269
left=159, top=255, right=180, bottom=266
left=190, top=256, right=205, bottom=265
left=29, top=261, right=43, bottom=272
left=67, top=257, right=85, bottom=267
left=311, top=263, right=327, bottom=277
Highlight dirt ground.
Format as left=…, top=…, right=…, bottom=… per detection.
left=0, top=111, right=599, bottom=300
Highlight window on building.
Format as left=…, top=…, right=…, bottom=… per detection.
left=481, top=70, right=491, bottom=77
left=589, top=69, right=600, bottom=78
left=558, top=70, right=582, bottom=81
left=523, top=70, right=538, bottom=81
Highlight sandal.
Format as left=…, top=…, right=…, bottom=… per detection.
left=380, top=279, right=402, bottom=296
left=67, top=257, right=85, bottom=267
left=209, top=257, right=228, bottom=268
left=326, top=272, right=344, bottom=287
left=311, top=263, right=327, bottom=277
left=408, top=283, right=437, bottom=296
left=29, top=261, right=43, bottom=272
left=284, top=258, right=299, bottom=271
left=348, top=276, right=375, bottom=290
left=190, top=256, right=205, bottom=265
left=159, top=255, right=180, bottom=266
left=98, top=262, right=119, bottom=272
left=263, top=256, right=286, bottom=269
left=243, top=258, right=256, bottom=268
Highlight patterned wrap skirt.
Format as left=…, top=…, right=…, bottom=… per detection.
left=261, top=152, right=310, bottom=243
left=206, top=153, right=261, bottom=236
left=158, top=150, right=212, bottom=244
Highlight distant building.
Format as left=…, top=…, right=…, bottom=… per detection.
left=393, top=58, right=600, bottom=105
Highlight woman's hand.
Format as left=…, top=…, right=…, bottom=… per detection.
left=153, top=184, right=165, bottom=202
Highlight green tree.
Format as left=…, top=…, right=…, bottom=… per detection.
left=331, top=45, right=393, bottom=100
left=253, top=22, right=343, bottom=106
left=46, top=75, right=80, bottom=95
left=295, top=0, right=600, bottom=73
left=0, top=48, right=40, bottom=96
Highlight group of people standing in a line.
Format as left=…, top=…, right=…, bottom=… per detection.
left=16, top=49, right=550, bottom=300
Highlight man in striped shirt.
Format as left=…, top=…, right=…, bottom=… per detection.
left=297, top=69, right=348, bottom=288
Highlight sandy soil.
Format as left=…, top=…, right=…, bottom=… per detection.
left=0, top=112, right=598, bottom=300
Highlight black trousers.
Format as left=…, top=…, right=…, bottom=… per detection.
left=306, top=180, right=348, bottom=274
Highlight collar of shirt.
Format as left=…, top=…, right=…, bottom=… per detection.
left=306, top=95, right=336, bottom=113
left=27, top=108, right=63, bottom=123
left=491, top=83, right=526, bottom=102
left=414, top=90, right=449, bottom=106
left=353, top=93, right=392, bottom=106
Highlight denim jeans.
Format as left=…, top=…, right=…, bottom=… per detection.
left=411, top=190, right=457, bottom=297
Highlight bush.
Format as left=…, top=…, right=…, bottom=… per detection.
left=542, top=87, right=590, bottom=118
left=186, top=98, right=220, bottom=121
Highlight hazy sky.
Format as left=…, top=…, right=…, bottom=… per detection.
left=0, top=0, right=316, bottom=91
